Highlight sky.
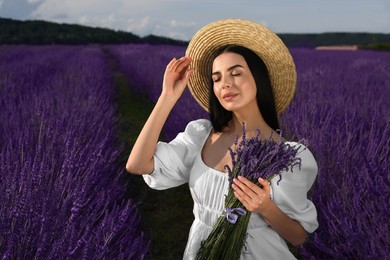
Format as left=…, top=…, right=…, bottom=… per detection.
left=1, top=0, right=389, bottom=41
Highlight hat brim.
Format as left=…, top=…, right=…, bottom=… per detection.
left=185, top=19, right=296, bottom=114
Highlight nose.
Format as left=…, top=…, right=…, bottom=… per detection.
left=221, top=77, right=232, bottom=89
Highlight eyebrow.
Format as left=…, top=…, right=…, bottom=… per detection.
left=212, top=64, right=244, bottom=76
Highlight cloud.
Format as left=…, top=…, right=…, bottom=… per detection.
left=31, top=0, right=116, bottom=19
left=24, top=0, right=202, bottom=39
left=0, top=0, right=41, bottom=19
left=126, top=17, right=152, bottom=35
left=29, top=0, right=126, bottom=31
left=165, top=20, right=197, bottom=40
left=27, top=0, right=44, bottom=4
left=2, top=0, right=389, bottom=40
left=125, top=17, right=197, bottom=40
left=25, top=0, right=197, bottom=39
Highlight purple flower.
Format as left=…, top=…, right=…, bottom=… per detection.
left=227, top=122, right=301, bottom=186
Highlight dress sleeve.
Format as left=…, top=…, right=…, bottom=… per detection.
left=143, top=119, right=211, bottom=190
left=270, top=142, right=319, bottom=233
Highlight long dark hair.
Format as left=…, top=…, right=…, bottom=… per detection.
left=209, top=45, right=279, bottom=132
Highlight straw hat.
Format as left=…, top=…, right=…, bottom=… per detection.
left=185, top=19, right=296, bottom=114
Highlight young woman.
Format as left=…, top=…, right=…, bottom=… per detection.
left=126, top=19, right=318, bottom=260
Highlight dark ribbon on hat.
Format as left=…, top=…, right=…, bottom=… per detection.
left=224, top=207, right=247, bottom=224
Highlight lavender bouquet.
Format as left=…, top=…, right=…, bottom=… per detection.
left=196, top=123, right=302, bottom=260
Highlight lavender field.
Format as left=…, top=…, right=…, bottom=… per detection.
left=0, top=46, right=149, bottom=259
left=110, top=44, right=390, bottom=259
left=1, top=43, right=389, bottom=259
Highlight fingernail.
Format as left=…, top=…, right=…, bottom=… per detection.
left=238, top=176, right=243, bottom=180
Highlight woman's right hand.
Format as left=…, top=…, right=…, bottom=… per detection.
left=161, top=56, right=193, bottom=102
left=126, top=57, right=193, bottom=175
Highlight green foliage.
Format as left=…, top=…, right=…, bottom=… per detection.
left=0, top=17, right=186, bottom=45
left=360, top=42, right=390, bottom=52
left=142, top=34, right=187, bottom=45
left=2, top=17, right=390, bottom=47
left=0, top=17, right=141, bottom=44
left=279, top=32, right=390, bottom=47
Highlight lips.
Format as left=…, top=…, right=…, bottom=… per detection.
left=222, top=93, right=238, bottom=100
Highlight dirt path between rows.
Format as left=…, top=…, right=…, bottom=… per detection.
left=102, top=45, right=194, bottom=259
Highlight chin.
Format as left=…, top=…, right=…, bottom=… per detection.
left=222, top=104, right=242, bottom=112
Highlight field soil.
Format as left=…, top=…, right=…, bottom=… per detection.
left=105, top=47, right=194, bottom=259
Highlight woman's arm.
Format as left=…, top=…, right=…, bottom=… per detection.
left=232, top=176, right=307, bottom=246
left=126, top=57, right=193, bottom=175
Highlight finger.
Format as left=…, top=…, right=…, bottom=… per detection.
left=167, top=58, right=177, bottom=69
left=258, top=177, right=270, bottom=194
left=233, top=191, right=249, bottom=209
left=171, top=57, right=184, bottom=68
left=233, top=186, right=251, bottom=208
left=175, top=68, right=193, bottom=92
left=184, top=68, right=193, bottom=82
left=174, top=57, right=192, bottom=73
left=232, top=178, right=258, bottom=199
left=236, top=176, right=263, bottom=194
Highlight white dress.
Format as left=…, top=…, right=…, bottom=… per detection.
left=143, top=119, right=319, bottom=260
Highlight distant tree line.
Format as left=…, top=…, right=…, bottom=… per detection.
left=1, top=17, right=390, bottom=50
left=359, top=42, right=390, bottom=52
left=0, top=17, right=187, bottom=45
left=278, top=33, right=390, bottom=48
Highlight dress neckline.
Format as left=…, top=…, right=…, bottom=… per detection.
left=198, top=124, right=228, bottom=176
left=197, top=121, right=299, bottom=176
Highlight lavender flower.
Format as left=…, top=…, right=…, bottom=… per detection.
left=225, top=123, right=301, bottom=187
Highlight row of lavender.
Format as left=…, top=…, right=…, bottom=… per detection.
left=109, top=44, right=389, bottom=259
left=108, top=44, right=208, bottom=141
left=282, top=49, right=389, bottom=259
left=0, top=46, right=149, bottom=259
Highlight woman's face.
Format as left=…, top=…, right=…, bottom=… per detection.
left=212, top=52, right=258, bottom=113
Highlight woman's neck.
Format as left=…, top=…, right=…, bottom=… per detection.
left=226, top=112, right=278, bottom=140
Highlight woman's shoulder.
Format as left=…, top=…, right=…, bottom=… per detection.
left=284, top=141, right=314, bottom=158
left=284, top=141, right=318, bottom=172
left=274, top=140, right=318, bottom=191
left=169, top=119, right=212, bottom=147
left=183, top=119, right=213, bottom=137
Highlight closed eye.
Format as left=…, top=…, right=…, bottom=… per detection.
left=212, top=77, right=221, bottom=83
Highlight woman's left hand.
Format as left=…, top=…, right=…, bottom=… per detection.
left=232, top=176, right=272, bottom=215
left=233, top=176, right=308, bottom=246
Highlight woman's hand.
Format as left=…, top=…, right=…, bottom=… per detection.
left=232, top=176, right=308, bottom=246
left=126, top=56, right=192, bottom=175
left=161, top=56, right=193, bottom=102
left=232, top=176, right=272, bottom=215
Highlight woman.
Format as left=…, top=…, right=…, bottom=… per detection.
left=126, top=19, right=318, bottom=259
